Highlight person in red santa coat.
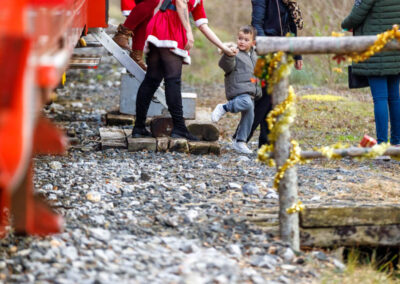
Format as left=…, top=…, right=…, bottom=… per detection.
left=114, top=0, right=161, bottom=70
left=131, top=0, right=236, bottom=140
left=121, top=0, right=136, bottom=16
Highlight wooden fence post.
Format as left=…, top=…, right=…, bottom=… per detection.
left=272, top=54, right=300, bottom=250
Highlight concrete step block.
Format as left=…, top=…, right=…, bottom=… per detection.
left=100, top=128, right=127, bottom=150
left=209, top=142, right=221, bottom=155
left=187, top=121, right=219, bottom=142
left=120, top=74, right=196, bottom=119
left=102, top=140, right=127, bottom=150
left=99, top=127, right=126, bottom=140
left=128, top=137, right=157, bottom=152
left=169, top=138, right=189, bottom=153
left=123, top=129, right=132, bottom=138
left=157, top=137, right=170, bottom=152
left=188, top=141, right=211, bottom=155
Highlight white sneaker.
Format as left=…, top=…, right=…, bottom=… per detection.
left=232, top=141, right=253, bottom=154
left=211, top=104, right=226, bottom=122
left=374, top=155, right=391, bottom=161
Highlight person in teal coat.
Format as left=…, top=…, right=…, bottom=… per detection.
left=342, top=0, right=400, bottom=145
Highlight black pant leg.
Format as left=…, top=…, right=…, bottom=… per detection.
left=158, top=48, right=186, bottom=132
left=134, top=44, right=163, bottom=128
left=247, top=87, right=272, bottom=147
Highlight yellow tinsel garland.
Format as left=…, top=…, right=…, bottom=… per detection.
left=350, top=25, right=400, bottom=63
left=267, top=53, right=295, bottom=94
left=257, top=84, right=300, bottom=188
left=286, top=201, right=305, bottom=214
left=274, top=140, right=302, bottom=188
left=312, top=142, right=349, bottom=160
left=356, top=143, right=391, bottom=161
left=332, top=25, right=400, bottom=63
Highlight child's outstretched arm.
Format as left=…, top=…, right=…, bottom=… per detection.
left=218, top=53, right=236, bottom=74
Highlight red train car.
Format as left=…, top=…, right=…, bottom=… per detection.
left=0, top=0, right=108, bottom=237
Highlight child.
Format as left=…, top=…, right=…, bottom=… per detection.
left=211, top=26, right=262, bottom=154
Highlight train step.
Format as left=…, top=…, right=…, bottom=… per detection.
left=69, top=54, right=101, bottom=69
left=72, top=47, right=108, bottom=56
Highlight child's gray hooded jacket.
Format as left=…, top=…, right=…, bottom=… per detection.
left=219, top=48, right=262, bottom=101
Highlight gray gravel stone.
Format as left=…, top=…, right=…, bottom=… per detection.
left=242, top=183, right=260, bottom=195
left=1, top=54, right=383, bottom=284
left=250, top=255, right=279, bottom=270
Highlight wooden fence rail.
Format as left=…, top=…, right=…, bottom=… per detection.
left=256, top=36, right=400, bottom=55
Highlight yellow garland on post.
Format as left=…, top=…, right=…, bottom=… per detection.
left=267, top=86, right=296, bottom=139
left=267, top=53, right=295, bottom=94
left=257, top=84, right=301, bottom=189
left=268, top=52, right=284, bottom=77
left=286, top=201, right=305, bottom=214
left=274, top=140, right=302, bottom=188
left=257, top=86, right=297, bottom=168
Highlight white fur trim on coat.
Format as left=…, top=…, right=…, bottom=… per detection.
left=144, top=35, right=191, bottom=64
left=122, top=10, right=131, bottom=16
left=195, top=18, right=208, bottom=27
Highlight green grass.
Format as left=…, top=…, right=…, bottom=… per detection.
left=182, top=28, right=232, bottom=85
left=292, top=92, right=374, bottom=148
left=320, top=249, right=400, bottom=284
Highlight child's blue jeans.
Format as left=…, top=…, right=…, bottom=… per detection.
left=224, top=94, right=254, bottom=142
left=368, top=75, right=400, bottom=145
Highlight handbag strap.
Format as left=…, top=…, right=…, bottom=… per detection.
left=275, top=0, right=284, bottom=36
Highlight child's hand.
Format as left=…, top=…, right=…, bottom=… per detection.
left=223, top=46, right=238, bottom=57
left=231, top=46, right=239, bottom=55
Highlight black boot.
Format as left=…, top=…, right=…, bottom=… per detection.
left=131, top=127, right=152, bottom=138
left=171, top=128, right=199, bottom=141
left=163, top=77, right=199, bottom=141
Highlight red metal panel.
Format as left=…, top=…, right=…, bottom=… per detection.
left=0, top=36, right=31, bottom=237
left=87, top=0, right=108, bottom=28
left=0, top=0, right=109, bottom=237
left=0, top=0, right=27, bottom=36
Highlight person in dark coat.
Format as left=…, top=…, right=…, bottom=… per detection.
left=342, top=0, right=400, bottom=146
left=246, top=0, right=304, bottom=148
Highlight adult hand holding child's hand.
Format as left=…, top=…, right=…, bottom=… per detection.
left=223, top=44, right=238, bottom=57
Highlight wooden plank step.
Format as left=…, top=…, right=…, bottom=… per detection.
left=301, top=225, right=400, bottom=247
left=106, top=112, right=135, bottom=126
left=99, top=128, right=127, bottom=150
left=300, top=206, right=400, bottom=228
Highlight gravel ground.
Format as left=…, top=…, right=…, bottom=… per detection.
left=1, top=56, right=399, bottom=283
